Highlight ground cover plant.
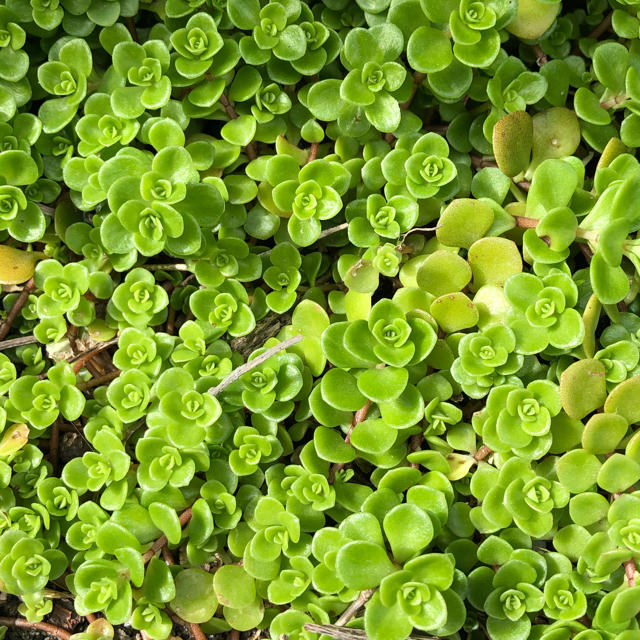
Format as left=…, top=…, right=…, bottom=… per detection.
left=2, top=1, right=640, bottom=640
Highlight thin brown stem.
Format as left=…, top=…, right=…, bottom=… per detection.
left=600, top=93, right=628, bottom=110
left=532, top=44, right=548, bottom=66
left=142, top=506, right=194, bottom=564
left=227, top=631, right=240, bottom=640
left=513, top=216, right=539, bottom=229
left=471, top=156, right=498, bottom=169
left=71, top=338, right=119, bottom=373
left=167, top=306, right=177, bottom=335
left=589, top=11, right=612, bottom=40
left=336, top=589, right=376, bottom=626
left=190, top=622, right=208, bottom=640
left=0, top=277, right=35, bottom=341
left=308, top=141, right=319, bottom=163
left=579, top=242, right=594, bottom=264
left=259, top=222, right=349, bottom=258
left=346, top=401, right=372, bottom=446
left=208, top=334, right=303, bottom=396
left=408, top=433, right=422, bottom=469
left=66, top=324, right=80, bottom=357
left=303, top=624, right=431, bottom=640
left=318, top=221, right=349, bottom=241
left=0, top=617, right=72, bottom=640
left=0, top=334, right=39, bottom=351
left=329, top=400, right=372, bottom=483
left=515, top=180, right=531, bottom=192
left=474, top=444, right=492, bottom=461
left=397, top=225, right=441, bottom=247
left=219, top=93, right=257, bottom=160
left=162, top=546, right=175, bottom=565
left=50, top=419, right=60, bottom=473
left=219, top=92, right=238, bottom=119
left=625, top=559, right=637, bottom=586
left=424, top=124, right=449, bottom=135
left=400, top=72, right=426, bottom=110
left=77, top=370, right=120, bottom=391
left=125, top=16, right=139, bottom=41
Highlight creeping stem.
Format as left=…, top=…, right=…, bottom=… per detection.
left=0, top=334, right=39, bottom=351
left=328, top=400, right=372, bottom=483
left=474, top=444, right=492, bottom=461
left=304, top=624, right=432, bottom=640
left=335, top=588, right=376, bottom=626
left=142, top=505, right=194, bottom=564
left=0, top=277, right=35, bottom=341
left=0, top=616, right=72, bottom=640
left=219, top=93, right=258, bottom=161
left=208, top=334, right=303, bottom=396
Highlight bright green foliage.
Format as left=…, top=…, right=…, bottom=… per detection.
left=471, top=457, right=569, bottom=537
left=504, top=270, right=584, bottom=354
left=7, top=362, right=84, bottom=430
left=271, top=158, right=344, bottom=246
left=452, top=325, right=524, bottom=398
left=264, top=242, right=302, bottom=312
left=347, top=193, right=419, bottom=248
left=71, top=558, right=134, bottom=624
left=382, top=133, right=458, bottom=200
left=108, top=268, right=169, bottom=328
left=0, top=529, right=67, bottom=621
left=483, top=558, right=545, bottom=640
left=366, top=554, right=464, bottom=640
left=473, top=379, right=562, bottom=459
left=190, top=279, right=255, bottom=339
left=35, top=259, right=91, bottom=324
left=2, top=2, right=640, bottom=640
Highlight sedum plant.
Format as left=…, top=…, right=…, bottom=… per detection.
left=2, top=2, right=640, bottom=640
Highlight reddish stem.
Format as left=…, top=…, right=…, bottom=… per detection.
left=125, top=16, right=139, bottom=42
left=50, top=419, right=60, bottom=473
left=471, top=156, right=498, bottom=169
left=142, top=506, right=194, bottom=563
left=329, top=400, right=372, bottom=483
left=408, top=433, right=423, bottom=469
left=474, top=445, right=492, bottom=461
left=0, top=617, right=72, bottom=640
left=625, top=559, right=637, bottom=586
left=532, top=44, right=548, bottom=66
left=162, top=545, right=175, bottom=565
left=0, top=278, right=35, bottom=341
left=400, top=72, right=426, bottom=110
left=307, top=142, right=319, bottom=163
left=513, top=216, right=538, bottom=229
left=335, top=589, right=376, bottom=626
left=66, top=324, right=79, bottom=356
left=166, top=306, right=177, bottom=335
left=71, top=338, right=119, bottom=374
left=77, top=370, right=120, bottom=391
left=589, top=11, right=612, bottom=39
left=219, top=93, right=257, bottom=160
left=346, top=400, right=372, bottom=446
left=579, top=243, right=594, bottom=264
left=190, top=623, right=208, bottom=640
